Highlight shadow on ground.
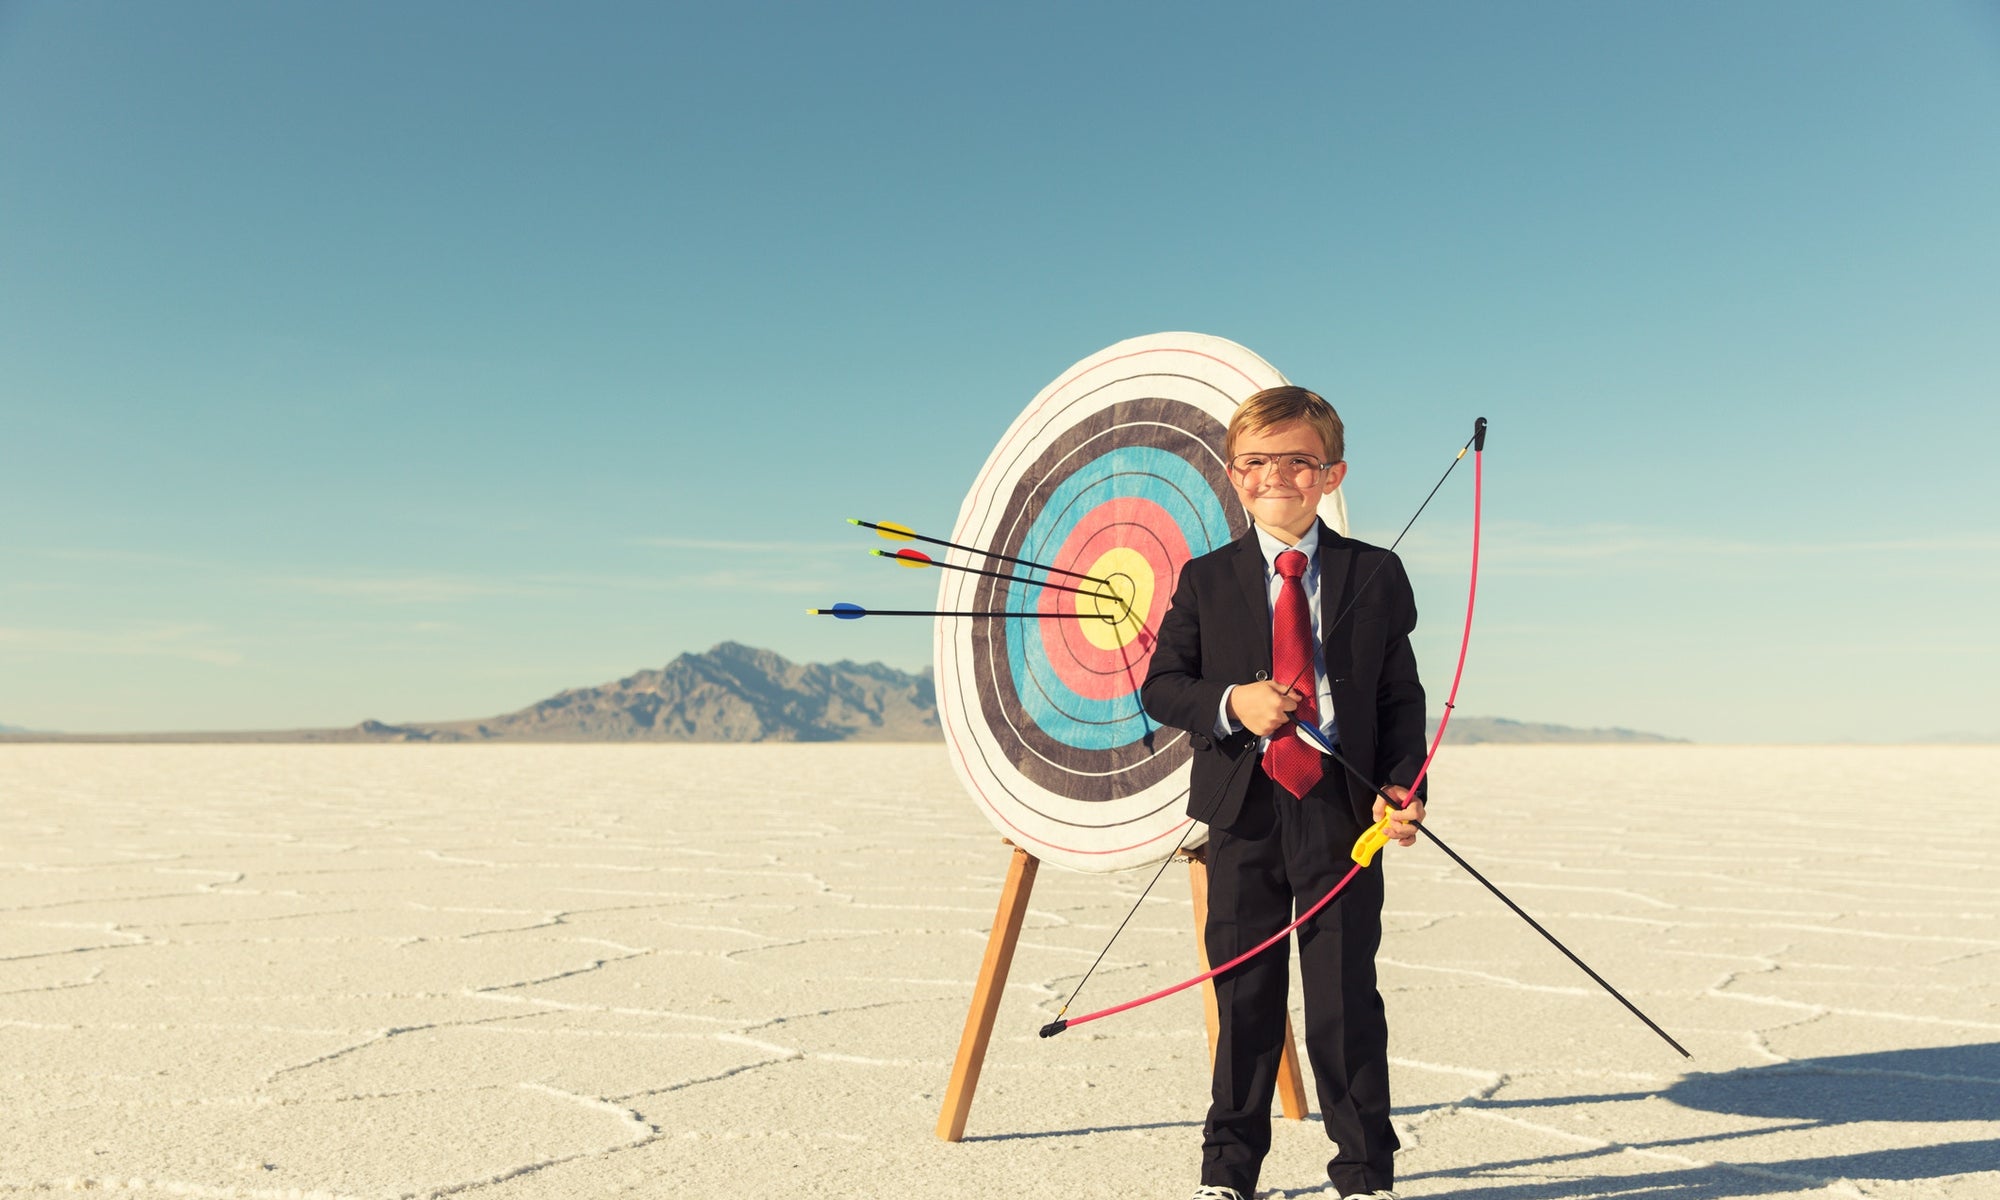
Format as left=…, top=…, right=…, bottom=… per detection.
left=1398, top=1043, right=2000, bottom=1199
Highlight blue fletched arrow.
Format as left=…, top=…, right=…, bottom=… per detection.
left=808, top=603, right=1109, bottom=621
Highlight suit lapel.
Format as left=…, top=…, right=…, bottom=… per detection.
left=1230, top=529, right=1272, bottom=674
left=1315, top=518, right=1353, bottom=663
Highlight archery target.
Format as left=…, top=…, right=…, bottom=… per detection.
left=937, top=332, right=1350, bottom=873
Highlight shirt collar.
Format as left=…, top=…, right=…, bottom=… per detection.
left=1252, top=521, right=1320, bottom=573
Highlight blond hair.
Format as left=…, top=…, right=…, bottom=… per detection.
left=1225, top=386, right=1345, bottom=464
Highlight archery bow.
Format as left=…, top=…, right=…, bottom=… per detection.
left=1040, top=418, right=1485, bottom=1036
left=1041, top=418, right=1690, bottom=1058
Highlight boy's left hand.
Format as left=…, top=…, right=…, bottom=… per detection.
left=1373, top=787, right=1425, bottom=847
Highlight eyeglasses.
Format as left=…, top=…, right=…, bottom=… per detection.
left=1228, top=454, right=1334, bottom=482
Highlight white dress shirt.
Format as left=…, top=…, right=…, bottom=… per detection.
left=1215, top=523, right=1339, bottom=750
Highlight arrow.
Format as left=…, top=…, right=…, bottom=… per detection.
left=870, top=549, right=1132, bottom=618
left=1302, top=719, right=1691, bottom=1059
left=849, top=518, right=1115, bottom=588
left=809, top=603, right=1115, bottom=621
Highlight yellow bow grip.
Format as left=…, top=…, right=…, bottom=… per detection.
left=1351, top=816, right=1393, bottom=867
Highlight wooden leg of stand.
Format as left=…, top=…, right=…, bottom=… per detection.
left=1277, top=1011, right=1308, bottom=1120
left=936, top=843, right=1039, bottom=1142
left=1182, top=849, right=1223, bottom=1061
left=1183, top=846, right=1309, bottom=1122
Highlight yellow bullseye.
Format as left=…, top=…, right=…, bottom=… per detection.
left=1072, top=547, right=1154, bottom=650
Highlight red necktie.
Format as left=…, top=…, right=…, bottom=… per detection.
left=1262, top=548, right=1324, bottom=800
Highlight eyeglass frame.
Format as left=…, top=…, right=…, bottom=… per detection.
left=1226, top=453, right=1341, bottom=482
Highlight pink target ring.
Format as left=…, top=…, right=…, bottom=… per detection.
left=1035, top=499, right=1189, bottom=702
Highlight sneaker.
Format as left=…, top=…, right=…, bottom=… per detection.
left=1339, top=1191, right=1399, bottom=1199
left=1190, top=1188, right=1249, bottom=1200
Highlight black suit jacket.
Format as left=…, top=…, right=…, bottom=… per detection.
left=1140, top=520, right=1429, bottom=833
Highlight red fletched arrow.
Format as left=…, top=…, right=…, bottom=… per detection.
left=849, top=518, right=1114, bottom=588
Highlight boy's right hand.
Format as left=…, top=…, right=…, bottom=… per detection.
left=1228, top=679, right=1300, bottom=737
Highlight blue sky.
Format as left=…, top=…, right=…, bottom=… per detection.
left=3, top=1, right=1996, bottom=742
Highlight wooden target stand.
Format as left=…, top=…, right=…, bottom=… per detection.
left=936, top=840, right=1308, bottom=1141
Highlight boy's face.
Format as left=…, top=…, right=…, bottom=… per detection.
left=1228, top=418, right=1347, bottom=542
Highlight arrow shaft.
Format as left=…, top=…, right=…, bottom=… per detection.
left=1310, top=731, right=1692, bottom=1059
left=1417, top=823, right=1691, bottom=1058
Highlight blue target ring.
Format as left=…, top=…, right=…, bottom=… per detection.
left=1002, top=445, right=1233, bottom=751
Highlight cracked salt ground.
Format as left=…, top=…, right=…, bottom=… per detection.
left=0, top=744, right=1994, bottom=1198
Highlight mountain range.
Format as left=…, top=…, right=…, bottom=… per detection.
left=1429, top=716, right=1686, bottom=744
left=409, top=641, right=940, bottom=742
left=0, top=642, right=1696, bottom=744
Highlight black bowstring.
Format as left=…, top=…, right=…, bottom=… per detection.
left=1274, top=427, right=1478, bottom=699
left=1049, top=431, right=1481, bottom=1021
left=1050, top=746, right=1259, bottom=1022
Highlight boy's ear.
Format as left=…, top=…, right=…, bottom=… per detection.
left=1322, top=461, right=1349, bottom=494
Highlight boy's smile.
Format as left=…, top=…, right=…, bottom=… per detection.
left=1228, top=418, right=1347, bottom=544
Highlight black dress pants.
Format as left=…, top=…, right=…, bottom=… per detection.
left=1199, top=768, right=1396, bottom=1197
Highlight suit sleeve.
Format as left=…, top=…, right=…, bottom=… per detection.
left=1376, top=552, right=1431, bottom=800
left=1141, top=566, right=1233, bottom=740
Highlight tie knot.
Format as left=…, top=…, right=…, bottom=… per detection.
left=1275, top=549, right=1308, bottom=580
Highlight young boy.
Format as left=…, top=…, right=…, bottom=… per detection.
left=1141, top=386, right=1428, bottom=1200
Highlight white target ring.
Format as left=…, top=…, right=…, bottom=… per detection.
left=936, top=332, right=1349, bottom=873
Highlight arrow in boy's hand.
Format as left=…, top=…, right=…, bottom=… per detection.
left=1293, top=717, right=1692, bottom=1059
